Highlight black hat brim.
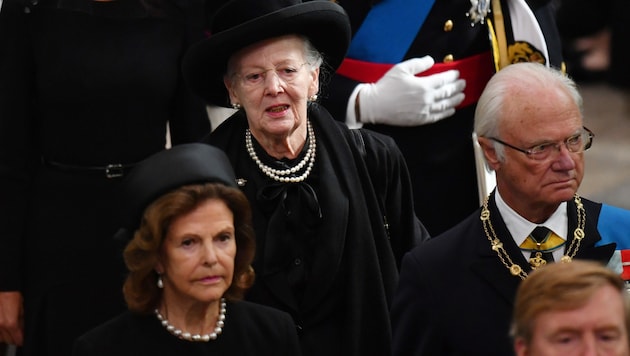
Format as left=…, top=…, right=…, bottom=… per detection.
left=118, top=143, right=237, bottom=235
left=182, top=1, right=350, bottom=107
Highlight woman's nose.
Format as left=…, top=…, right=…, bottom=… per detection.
left=203, top=243, right=218, bottom=265
left=264, top=71, right=285, bottom=94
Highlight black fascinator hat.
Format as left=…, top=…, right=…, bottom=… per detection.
left=115, top=143, right=237, bottom=239
left=182, top=0, right=351, bottom=107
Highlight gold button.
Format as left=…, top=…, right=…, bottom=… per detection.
left=444, top=20, right=453, bottom=32
left=443, top=54, right=454, bottom=63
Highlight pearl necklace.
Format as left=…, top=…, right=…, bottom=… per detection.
left=481, top=194, right=586, bottom=280
left=154, top=298, right=226, bottom=342
left=245, top=121, right=316, bottom=183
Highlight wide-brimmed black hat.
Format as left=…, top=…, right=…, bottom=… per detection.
left=182, top=0, right=351, bottom=107
left=115, top=143, right=237, bottom=239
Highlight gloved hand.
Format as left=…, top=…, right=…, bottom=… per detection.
left=356, top=56, right=466, bottom=126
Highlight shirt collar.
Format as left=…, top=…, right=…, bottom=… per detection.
left=494, top=189, right=568, bottom=247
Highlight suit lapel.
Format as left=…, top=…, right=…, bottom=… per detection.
left=568, top=197, right=617, bottom=263
left=470, top=194, right=529, bottom=304
left=471, top=194, right=617, bottom=306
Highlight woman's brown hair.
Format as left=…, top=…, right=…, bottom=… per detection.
left=122, top=182, right=255, bottom=314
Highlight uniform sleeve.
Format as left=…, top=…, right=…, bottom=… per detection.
left=0, top=1, right=38, bottom=291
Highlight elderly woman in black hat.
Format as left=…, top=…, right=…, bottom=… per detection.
left=72, top=143, right=301, bottom=355
left=182, top=1, right=430, bottom=356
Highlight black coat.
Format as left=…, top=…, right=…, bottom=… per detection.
left=391, top=192, right=618, bottom=356
left=321, top=0, right=564, bottom=236
left=0, top=2, right=210, bottom=355
left=205, top=103, right=429, bottom=356
left=72, top=300, right=301, bottom=356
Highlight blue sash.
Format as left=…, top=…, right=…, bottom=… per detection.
left=595, top=204, right=630, bottom=276
left=596, top=204, right=630, bottom=250
left=347, top=0, right=436, bottom=64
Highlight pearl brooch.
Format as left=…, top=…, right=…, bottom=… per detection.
left=155, top=298, right=226, bottom=342
left=246, top=120, right=316, bottom=183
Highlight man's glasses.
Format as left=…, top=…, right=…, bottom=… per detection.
left=232, top=62, right=308, bottom=89
left=489, top=126, right=594, bottom=161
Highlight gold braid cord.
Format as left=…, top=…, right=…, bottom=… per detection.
left=481, top=195, right=585, bottom=280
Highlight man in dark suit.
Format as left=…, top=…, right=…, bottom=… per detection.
left=391, top=62, right=630, bottom=356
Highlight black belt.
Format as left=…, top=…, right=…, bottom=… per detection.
left=42, top=159, right=136, bottom=179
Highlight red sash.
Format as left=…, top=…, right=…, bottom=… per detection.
left=337, top=51, right=495, bottom=109
left=621, top=250, right=630, bottom=280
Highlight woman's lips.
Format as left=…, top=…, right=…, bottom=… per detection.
left=267, top=105, right=289, bottom=113
left=197, top=276, right=221, bottom=284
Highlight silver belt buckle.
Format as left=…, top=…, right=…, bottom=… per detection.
left=105, top=164, right=124, bottom=178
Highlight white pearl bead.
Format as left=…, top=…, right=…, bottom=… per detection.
left=154, top=298, right=226, bottom=342
left=246, top=121, right=316, bottom=183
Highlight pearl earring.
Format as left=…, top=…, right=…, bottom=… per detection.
left=157, top=275, right=164, bottom=289
left=232, top=103, right=241, bottom=110
left=308, top=94, right=318, bottom=102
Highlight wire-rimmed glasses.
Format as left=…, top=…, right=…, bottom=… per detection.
left=488, top=126, right=594, bottom=161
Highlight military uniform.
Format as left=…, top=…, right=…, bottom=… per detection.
left=322, top=0, right=564, bottom=235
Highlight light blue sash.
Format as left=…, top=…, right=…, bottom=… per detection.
left=347, top=0, right=436, bottom=64
left=596, top=204, right=630, bottom=275
left=597, top=204, right=630, bottom=250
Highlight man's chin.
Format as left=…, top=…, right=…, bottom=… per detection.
left=549, top=188, right=578, bottom=203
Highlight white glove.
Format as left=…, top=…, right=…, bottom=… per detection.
left=357, top=56, right=466, bottom=126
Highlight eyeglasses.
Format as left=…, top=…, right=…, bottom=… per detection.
left=232, top=62, right=308, bottom=89
left=489, top=126, right=594, bottom=161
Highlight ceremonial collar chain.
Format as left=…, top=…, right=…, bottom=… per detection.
left=155, top=298, right=226, bottom=342
left=245, top=120, right=316, bottom=183
left=480, top=195, right=586, bottom=280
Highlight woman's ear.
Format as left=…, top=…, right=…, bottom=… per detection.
left=224, top=76, right=238, bottom=105
left=155, top=259, right=164, bottom=275
left=308, top=67, right=320, bottom=98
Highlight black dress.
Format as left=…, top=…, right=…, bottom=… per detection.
left=72, top=300, right=302, bottom=356
left=205, top=104, right=429, bottom=356
left=0, top=1, right=210, bottom=355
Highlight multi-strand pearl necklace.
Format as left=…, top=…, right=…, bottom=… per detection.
left=155, top=298, right=226, bottom=342
left=245, top=121, right=316, bottom=183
